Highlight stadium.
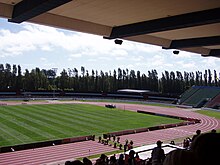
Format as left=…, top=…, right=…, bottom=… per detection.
left=0, top=87, right=220, bottom=164
left=0, top=1, right=220, bottom=165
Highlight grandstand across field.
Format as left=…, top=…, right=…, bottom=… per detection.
left=179, top=86, right=220, bottom=108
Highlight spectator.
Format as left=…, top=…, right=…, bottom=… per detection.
left=190, top=132, right=220, bottom=165
left=83, top=157, right=92, bottom=165
left=163, top=149, right=195, bottom=165
left=151, top=140, right=165, bottom=165
left=135, top=153, right=141, bottom=165
left=95, top=154, right=108, bottom=165
left=170, top=140, right=175, bottom=145
left=118, top=154, right=125, bottom=165
left=65, top=161, right=72, bottom=165
left=164, top=133, right=220, bottom=165
left=211, top=129, right=216, bottom=133
left=128, top=150, right=136, bottom=165
left=71, top=160, right=84, bottom=165
left=192, top=129, right=201, bottom=141
left=183, top=137, right=191, bottom=149
left=109, top=155, right=117, bottom=165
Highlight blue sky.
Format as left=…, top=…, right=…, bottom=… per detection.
left=0, top=18, right=220, bottom=77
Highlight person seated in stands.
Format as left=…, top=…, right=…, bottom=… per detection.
left=164, top=133, right=220, bottom=165
left=183, top=137, right=191, bottom=149
left=211, top=129, right=216, bottom=133
left=170, top=140, right=175, bottom=145
left=151, top=140, right=165, bottom=165
left=192, top=129, right=201, bottom=141
left=65, top=160, right=84, bottom=165
left=71, top=160, right=84, bottom=165
left=163, top=149, right=196, bottom=165
left=118, top=154, right=125, bottom=165
left=128, top=150, right=136, bottom=165
left=83, top=157, right=92, bottom=165
left=65, top=161, right=72, bottom=165
left=95, top=154, right=108, bottom=165
left=190, top=132, right=220, bottom=165
left=109, top=154, right=117, bottom=165
left=135, top=153, right=141, bottom=165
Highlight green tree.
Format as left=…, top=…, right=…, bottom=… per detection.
left=59, top=69, right=68, bottom=90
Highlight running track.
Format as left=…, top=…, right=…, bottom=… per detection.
left=0, top=101, right=220, bottom=165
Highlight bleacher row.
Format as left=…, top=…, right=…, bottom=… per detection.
left=179, top=86, right=220, bottom=109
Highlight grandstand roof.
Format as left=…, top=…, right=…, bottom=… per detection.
left=0, top=0, right=220, bottom=57
left=117, top=89, right=150, bottom=94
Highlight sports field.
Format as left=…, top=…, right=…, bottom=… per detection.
left=0, top=103, right=182, bottom=147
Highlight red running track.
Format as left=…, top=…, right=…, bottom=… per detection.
left=0, top=102, right=220, bottom=165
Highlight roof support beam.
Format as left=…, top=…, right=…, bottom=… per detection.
left=209, top=49, right=220, bottom=56
left=202, top=49, right=220, bottom=57
left=164, top=36, right=220, bottom=49
left=108, top=8, right=220, bottom=39
left=8, top=0, right=72, bottom=23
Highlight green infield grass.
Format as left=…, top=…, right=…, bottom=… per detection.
left=0, top=104, right=181, bottom=147
left=197, top=110, right=220, bottom=119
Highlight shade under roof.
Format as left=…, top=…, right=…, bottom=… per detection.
left=0, top=0, right=220, bottom=57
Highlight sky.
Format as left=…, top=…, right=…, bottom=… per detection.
left=0, top=18, right=220, bottom=77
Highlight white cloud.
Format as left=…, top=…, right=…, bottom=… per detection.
left=177, top=51, right=194, bottom=58
left=40, top=57, right=47, bottom=61
left=87, top=59, right=97, bottom=62
left=1, top=20, right=220, bottom=76
left=111, top=49, right=128, bottom=57
left=70, top=53, right=82, bottom=58
left=41, top=45, right=52, bottom=51
left=98, top=56, right=111, bottom=61
left=131, top=55, right=144, bottom=62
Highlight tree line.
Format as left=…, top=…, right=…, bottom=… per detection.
left=0, top=63, right=219, bottom=95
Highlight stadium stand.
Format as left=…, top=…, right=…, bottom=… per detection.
left=179, top=86, right=220, bottom=108
left=205, top=93, right=220, bottom=109
left=178, top=86, right=200, bottom=104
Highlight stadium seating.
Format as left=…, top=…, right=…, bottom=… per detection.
left=179, top=86, right=200, bottom=104
left=180, top=86, right=220, bottom=108
left=205, top=94, right=220, bottom=109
